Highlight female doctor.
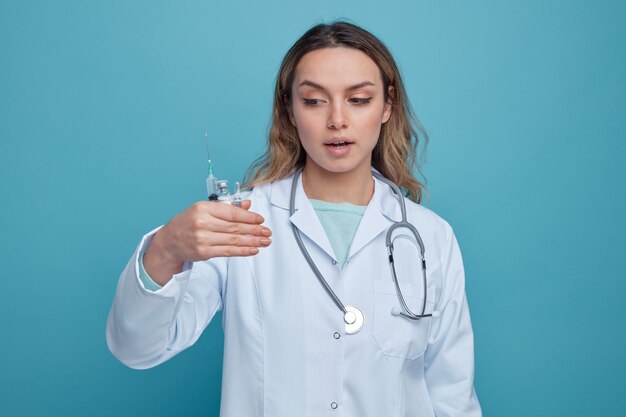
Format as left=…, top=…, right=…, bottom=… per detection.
left=107, top=20, right=482, bottom=417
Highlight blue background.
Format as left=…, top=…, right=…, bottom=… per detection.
left=1, top=0, right=624, bottom=415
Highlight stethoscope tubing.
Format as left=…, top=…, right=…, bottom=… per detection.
left=290, top=167, right=348, bottom=315
left=375, top=172, right=431, bottom=320
left=290, top=166, right=432, bottom=321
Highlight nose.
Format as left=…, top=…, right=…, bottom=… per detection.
left=327, top=102, right=348, bottom=130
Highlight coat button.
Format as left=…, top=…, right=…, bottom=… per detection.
left=333, top=332, right=341, bottom=339
left=331, top=402, right=338, bottom=409
left=331, top=260, right=337, bottom=265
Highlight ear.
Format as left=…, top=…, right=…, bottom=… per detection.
left=382, top=85, right=394, bottom=124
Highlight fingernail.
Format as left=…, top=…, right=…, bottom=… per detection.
left=260, top=238, right=271, bottom=246
left=261, top=228, right=272, bottom=237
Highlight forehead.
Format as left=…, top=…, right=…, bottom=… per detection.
left=293, top=47, right=383, bottom=88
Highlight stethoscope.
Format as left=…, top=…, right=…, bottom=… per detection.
left=289, top=166, right=432, bottom=335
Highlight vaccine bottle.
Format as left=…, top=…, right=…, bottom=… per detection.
left=233, top=181, right=243, bottom=207
left=216, top=180, right=232, bottom=205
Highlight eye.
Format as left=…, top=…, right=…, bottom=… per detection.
left=303, top=98, right=322, bottom=106
left=349, top=97, right=373, bottom=105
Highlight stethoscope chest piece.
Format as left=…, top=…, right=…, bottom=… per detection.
left=344, top=305, right=364, bottom=334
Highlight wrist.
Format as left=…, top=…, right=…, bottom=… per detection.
left=143, top=230, right=184, bottom=286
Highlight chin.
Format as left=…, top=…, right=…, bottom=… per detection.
left=317, top=160, right=369, bottom=175
left=305, top=151, right=372, bottom=175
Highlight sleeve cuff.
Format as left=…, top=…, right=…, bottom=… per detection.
left=139, top=244, right=163, bottom=292
left=135, top=226, right=191, bottom=295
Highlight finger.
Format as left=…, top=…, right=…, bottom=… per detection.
left=209, top=202, right=265, bottom=224
left=193, top=199, right=252, bottom=211
left=208, top=217, right=272, bottom=237
left=205, top=245, right=261, bottom=258
left=240, top=200, right=252, bottom=210
left=193, top=200, right=252, bottom=213
left=208, top=232, right=272, bottom=248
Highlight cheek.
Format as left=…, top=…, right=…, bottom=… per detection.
left=292, top=109, right=319, bottom=142
left=357, top=108, right=385, bottom=137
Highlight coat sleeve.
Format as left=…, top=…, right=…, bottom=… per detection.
left=106, top=226, right=227, bottom=370
left=424, top=224, right=482, bottom=416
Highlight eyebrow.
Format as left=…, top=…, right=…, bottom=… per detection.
left=298, top=79, right=375, bottom=92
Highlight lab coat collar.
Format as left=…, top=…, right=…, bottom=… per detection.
left=270, top=169, right=403, bottom=261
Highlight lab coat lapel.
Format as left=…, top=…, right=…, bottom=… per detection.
left=270, top=171, right=403, bottom=263
left=347, top=176, right=402, bottom=261
left=271, top=173, right=337, bottom=262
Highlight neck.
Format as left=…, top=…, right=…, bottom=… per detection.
left=301, top=160, right=374, bottom=206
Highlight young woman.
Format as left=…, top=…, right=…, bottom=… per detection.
left=107, top=20, right=482, bottom=417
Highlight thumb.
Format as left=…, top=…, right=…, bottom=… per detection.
left=240, top=199, right=252, bottom=210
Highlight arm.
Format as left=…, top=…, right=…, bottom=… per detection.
left=424, top=225, right=482, bottom=416
left=138, top=239, right=163, bottom=292
left=106, top=199, right=271, bottom=369
left=105, top=226, right=227, bottom=369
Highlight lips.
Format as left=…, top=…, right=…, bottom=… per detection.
left=323, top=137, right=354, bottom=157
left=324, top=137, right=354, bottom=147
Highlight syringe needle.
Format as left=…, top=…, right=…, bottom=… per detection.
left=204, top=132, right=218, bottom=200
left=204, top=132, right=211, bottom=161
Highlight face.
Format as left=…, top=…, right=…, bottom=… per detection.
left=288, top=47, right=392, bottom=176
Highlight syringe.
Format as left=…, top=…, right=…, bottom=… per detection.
left=203, top=132, right=242, bottom=206
left=205, top=133, right=218, bottom=201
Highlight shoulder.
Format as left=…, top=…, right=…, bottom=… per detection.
left=245, top=175, right=293, bottom=209
left=241, top=175, right=292, bottom=215
left=406, top=197, right=452, bottom=228
left=403, top=197, right=455, bottom=250
left=243, top=180, right=275, bottom=203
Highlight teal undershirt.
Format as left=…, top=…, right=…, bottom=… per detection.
left=139, top=199, right=366, bottom=291
left=307, top=198, right=366, bottom=266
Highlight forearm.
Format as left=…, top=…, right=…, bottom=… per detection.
left=106, top=228, right=191, bottom=369
left=106, top=227, right=226, bottom=369
left=142, top=228, right=184, bottom=286
left=424, top=225, right=482, bottom=416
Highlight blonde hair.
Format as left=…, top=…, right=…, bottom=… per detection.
left=243, top=20, right=428, bottom=203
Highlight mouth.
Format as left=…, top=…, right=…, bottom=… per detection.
left=324, top=138, right=354, bottom=148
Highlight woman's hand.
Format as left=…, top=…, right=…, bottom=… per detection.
left=143, top=200, right=272, bottom=286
